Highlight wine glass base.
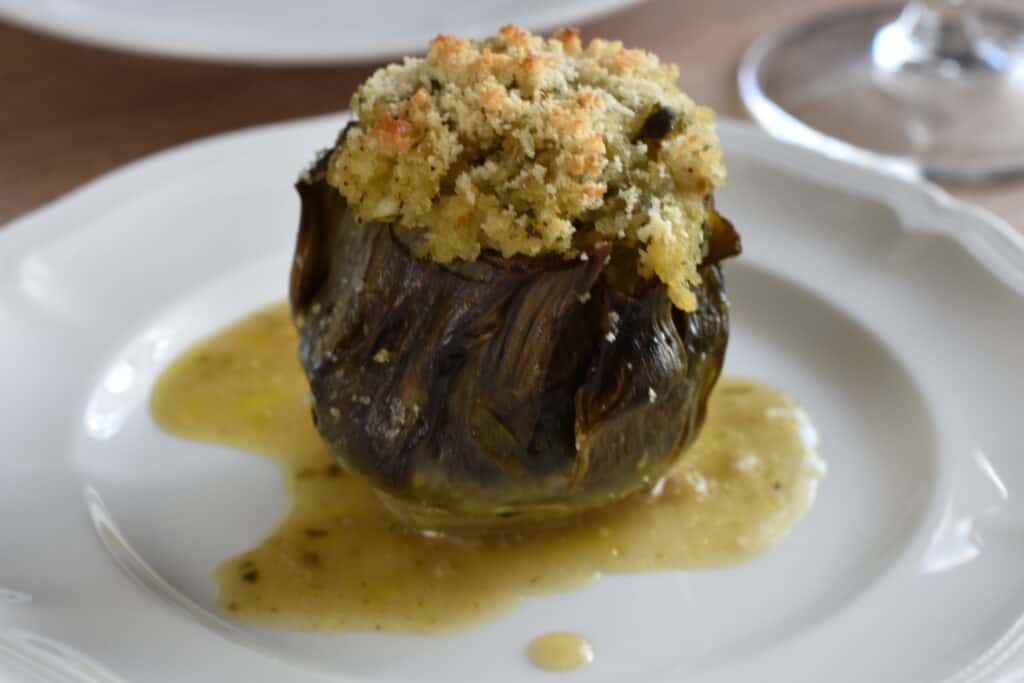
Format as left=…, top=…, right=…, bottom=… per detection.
left=739, top=4, right=1024, bottom=182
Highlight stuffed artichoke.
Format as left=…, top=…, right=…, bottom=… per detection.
left=289, top=26, right=740, bottom=528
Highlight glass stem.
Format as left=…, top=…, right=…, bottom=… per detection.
left=872, top=0, right=1004, bottom=74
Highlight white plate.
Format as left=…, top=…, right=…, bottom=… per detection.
left=2, top=113, right=1024, bottom=683
left=0, top=0, right=640, bottom=64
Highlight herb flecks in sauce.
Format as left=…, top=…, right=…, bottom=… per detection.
left=151, top=303, right=825, bottom=633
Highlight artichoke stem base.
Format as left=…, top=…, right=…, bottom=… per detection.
left=374, top=488, right=615, bottom=538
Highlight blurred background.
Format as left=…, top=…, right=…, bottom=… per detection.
left=1, top=0, right=1021, bottom=229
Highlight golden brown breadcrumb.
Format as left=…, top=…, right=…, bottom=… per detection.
left=327, top=25, right=725, bottom=311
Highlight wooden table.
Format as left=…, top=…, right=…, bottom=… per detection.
left=1, top=0, right=1021, bottom=231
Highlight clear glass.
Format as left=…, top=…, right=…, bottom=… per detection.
left=739, top=1, right=1024, bottom=182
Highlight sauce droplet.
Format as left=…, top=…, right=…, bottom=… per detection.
left=527, top=632, right=594, bottom=672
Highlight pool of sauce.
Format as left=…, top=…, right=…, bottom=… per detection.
left=151, top=303, right=825, bottom=634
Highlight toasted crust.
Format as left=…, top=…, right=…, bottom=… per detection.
left=328, top=25, right=725, bottom=311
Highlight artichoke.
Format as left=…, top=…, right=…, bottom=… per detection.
left=289, top=142, right=740, bottom=529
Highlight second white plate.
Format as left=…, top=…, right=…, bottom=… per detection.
left=0, top=0, right=640, bottom=64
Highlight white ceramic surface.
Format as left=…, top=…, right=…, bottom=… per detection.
left=0, top=0, right=641, bottom=64
left=1, top=113, right=1023, bottom=682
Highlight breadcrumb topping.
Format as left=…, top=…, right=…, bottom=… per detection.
left=327, top=25, right=725, bottom=310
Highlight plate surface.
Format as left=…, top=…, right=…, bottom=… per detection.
left=1, top=113, right=1023, bottom=682
left=0, top=0, right=639, bottom=64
